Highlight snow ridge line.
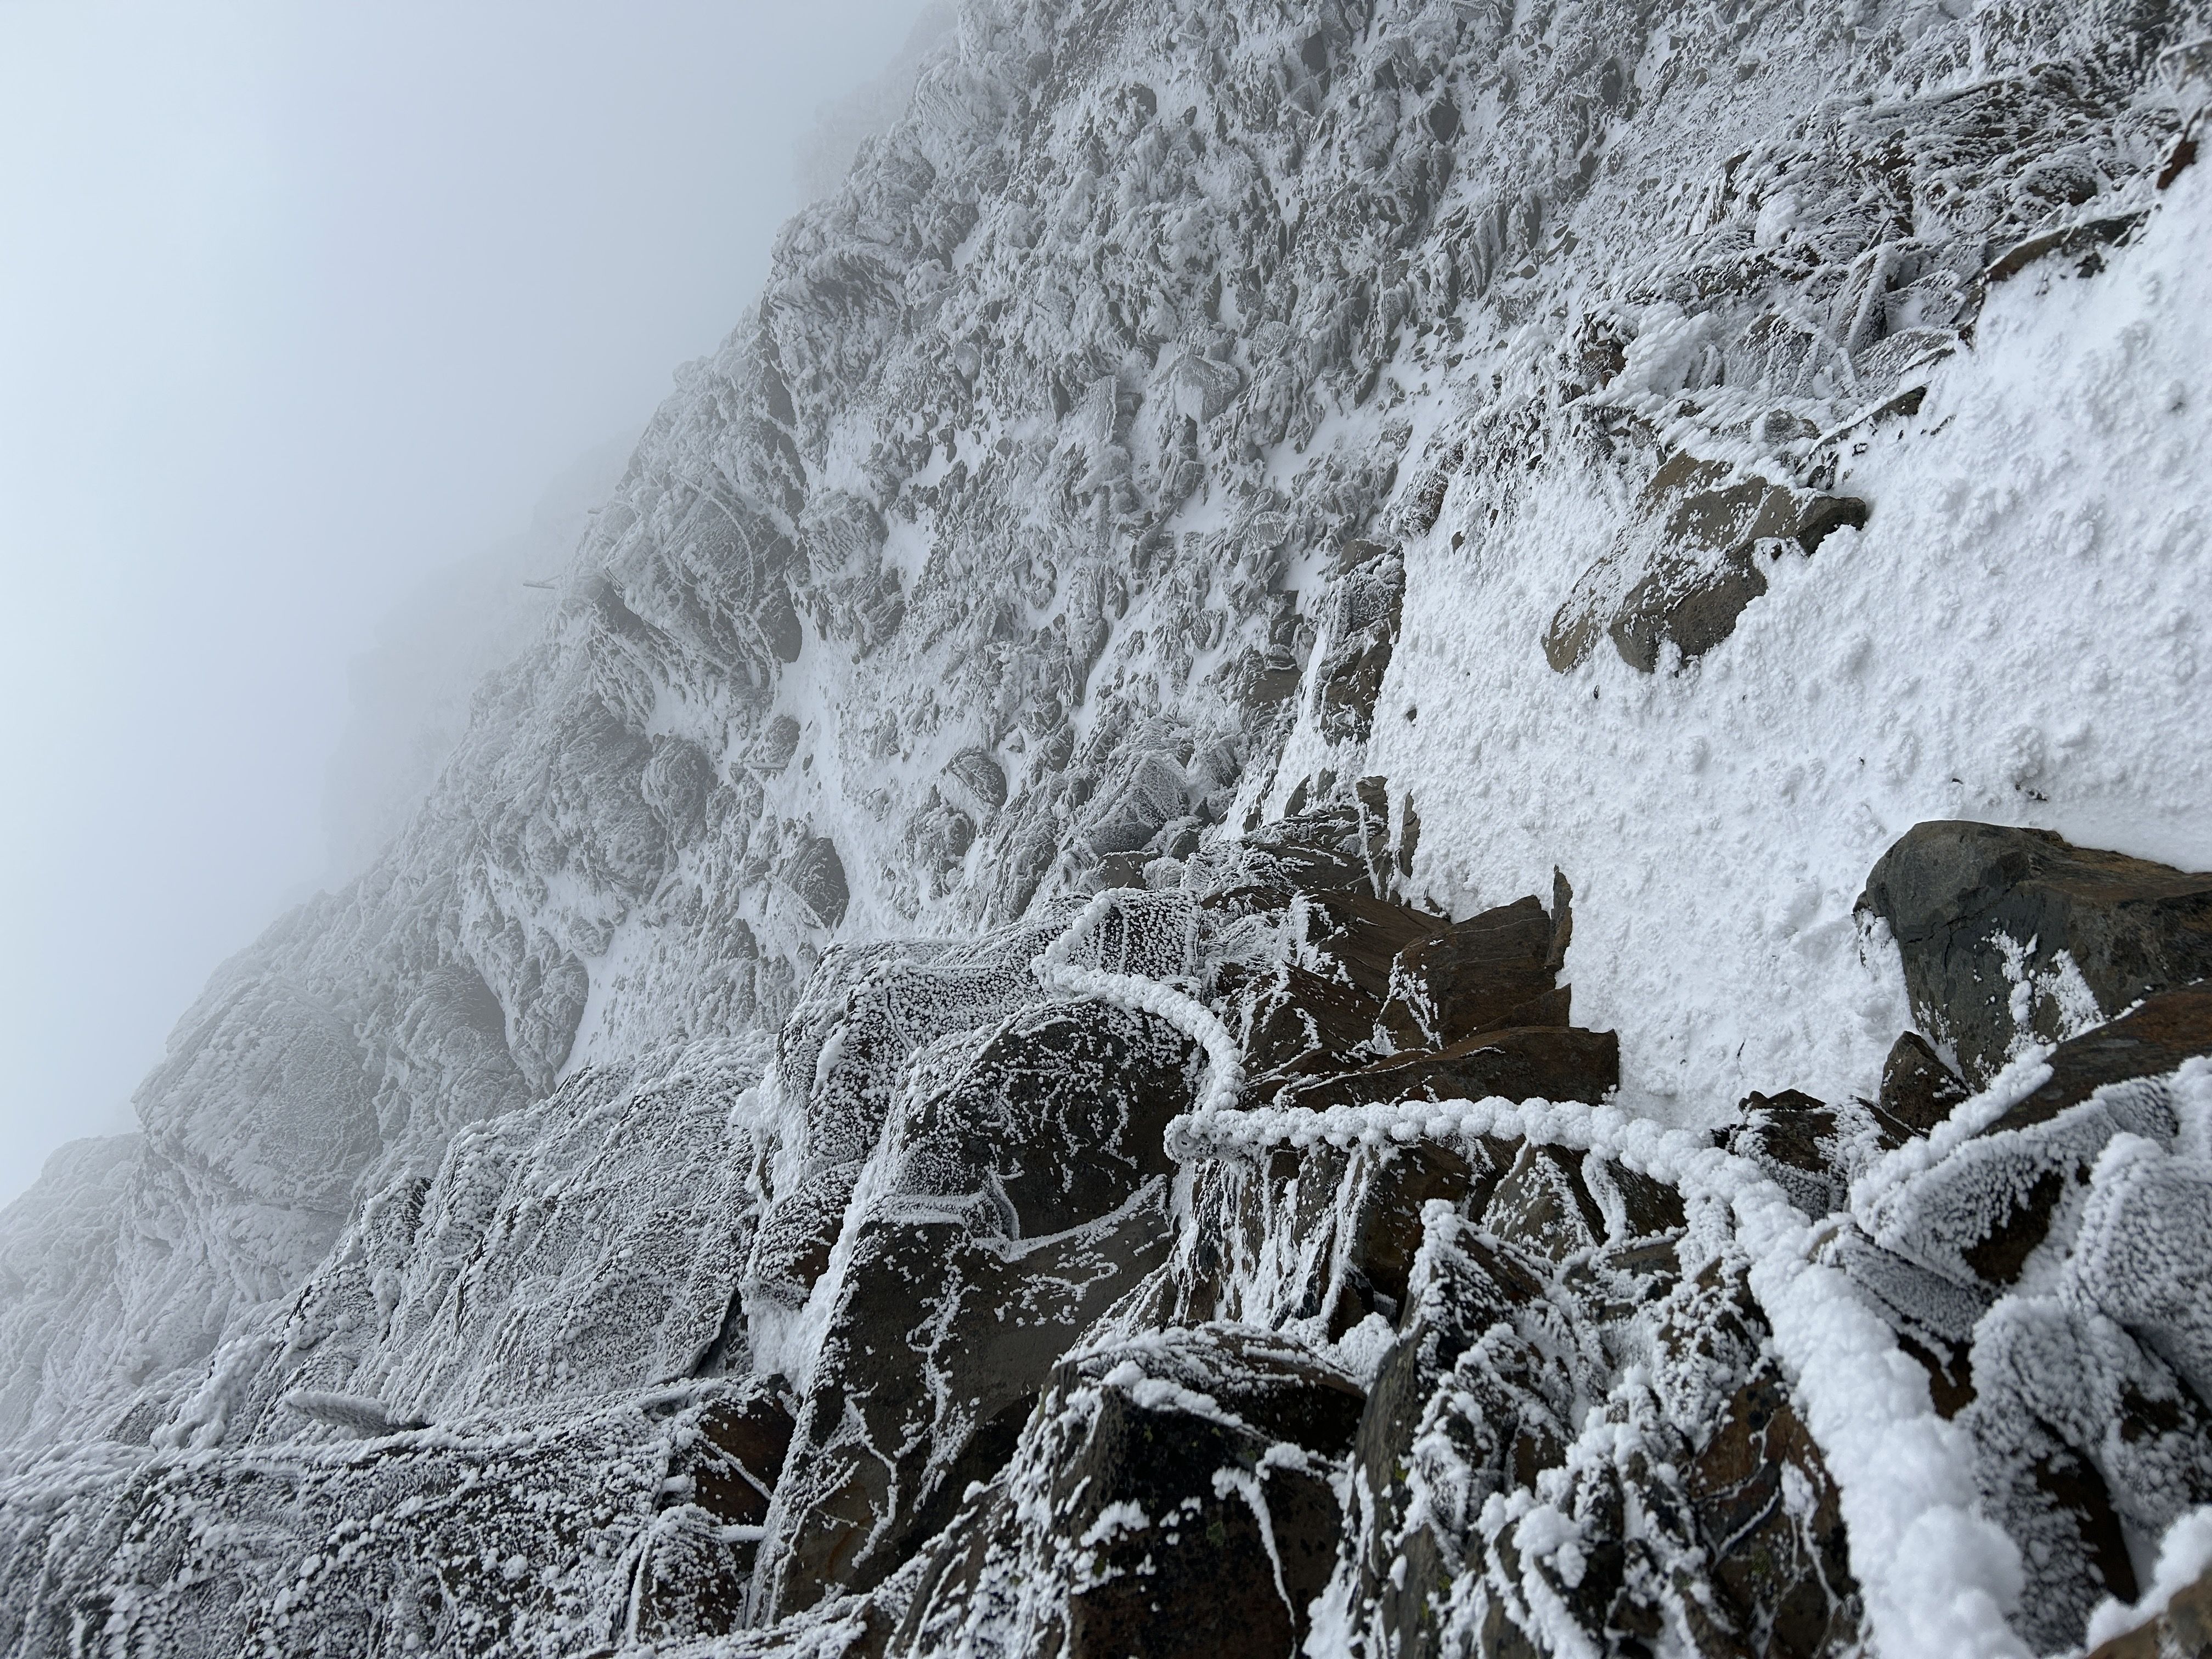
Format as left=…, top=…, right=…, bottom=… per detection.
left=1034, top=893, right=2028, bottom=1659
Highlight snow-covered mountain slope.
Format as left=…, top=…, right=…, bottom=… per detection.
left=4, top=2, right=2212, bottom=1655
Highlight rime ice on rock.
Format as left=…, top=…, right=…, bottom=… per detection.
left=4, top=0, right=2212, bottom=1653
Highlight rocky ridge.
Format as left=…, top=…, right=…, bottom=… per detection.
left=5, top=809, right=2212, bottom=1657
left=5, top=1, right=2212, bottom=1655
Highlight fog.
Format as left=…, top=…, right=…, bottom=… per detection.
left=0, top=0, right=936, bottom=1206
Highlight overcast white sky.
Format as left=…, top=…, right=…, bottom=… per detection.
left=0, top=0, right=931, bottom=1205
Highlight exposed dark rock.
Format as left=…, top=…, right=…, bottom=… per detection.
left=1231, top=642, right=1305, bottom=708
left=1685, top=1364, right=1863, bottom=1658
left=1313, top=544, right=1404, bottom=745
left=1722, top=1089, right=1900, bottom=1218
left=1859, top=821, right=2212, bottom=1085
left=1607, top=469, right=1869, bottom=674
left=1232, top=959, right=1384, bottom=1076
left=1609, top=542, right=1774, bottom=674
left=1267, top=1024, right=1621, bottom=1114
left=1984, top=983, right=2212, bottom=1133
left=752, top=997, right=1197, bottom=1614
left=890, top=1325, right=1363, bottom=1659
left=630, top=1384, right=798, bottom=1641
left=749, top=1161, right=864, bottom=1308
left=883, top=1000, right=1195, bottom=1238
left=683, top=1387, right=797, bottom=1530
left=1481, top=1142, right=1608, bottom=1266
left=1549, top=454, right=1869, bottom=675
left=1377, top=896, right=1566, bottom=1051
left=1207, top=813, right=1613, bottom=1121
left=755, top=1186, right=1174, bottom=1619
left=787, top=836, right=851, bottom=928
left=1877, top=1030, right=1969, bottom=1136
left=1983, top=208, right=2151, bottom=286
left=1335, top=1137, right=1508, bottom=1322
left=628, top=1504, right=760, bottom=1644
left=1875, top=991, right=2212, bottom=1294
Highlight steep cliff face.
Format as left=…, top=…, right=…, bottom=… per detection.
left=4, top=2, right=2212, bottom=1655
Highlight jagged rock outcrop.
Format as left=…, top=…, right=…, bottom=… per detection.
left=3, top=812, right=2211, bottom=1656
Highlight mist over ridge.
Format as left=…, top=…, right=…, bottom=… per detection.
left=0, top=0, right=939, bottom=1207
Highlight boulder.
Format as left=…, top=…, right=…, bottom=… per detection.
left=1722, top=1090, right=1901, bottom=1218
left=1233, top=959, right=1387, bottom=1077
left=627, top=1384, right=797, bottom=1641
left=1864, top=992, right=2212, bottom=1293
left=786, top=836, right=851, bottom=928
left=941, top=747, right=1007, bottom=815
left=881, top=1000, right=1196, bottom=1238
left=1682, top=1363, right=1863, bottom=1657
left=1859, top=822, right=2212, bottom=1085
left=1375, top=895, right=1567, bottom=1051
left=1547, top=454, right=1867, bottom=675
left=1313, top=544, right=1404, bottom=744
left=1207, top=816, right=1611, bottom=1116
left=754, top=997, right=1196, bottom=1615
left=1608, top=542, right=1773, bottom=674
left=749, top=1161, right=864, bottom=1308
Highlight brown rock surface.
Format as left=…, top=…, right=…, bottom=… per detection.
left=1859, top=822, right=2212, bottom=1085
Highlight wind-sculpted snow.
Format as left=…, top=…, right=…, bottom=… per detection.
left=3, top=0, right=2212, bottom=1653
